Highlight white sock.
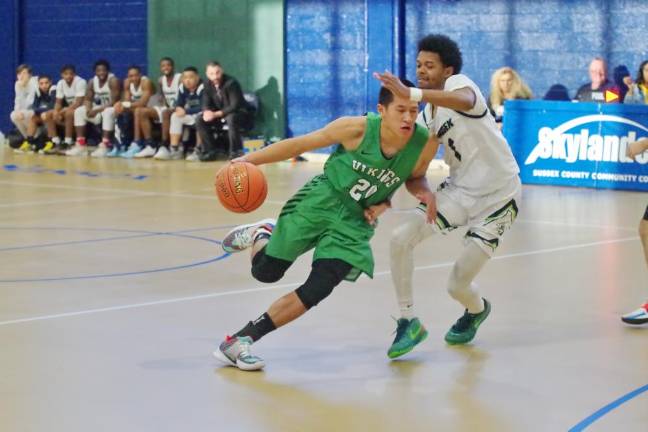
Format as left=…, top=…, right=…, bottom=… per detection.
left=64, top=137, right=73, bottom=145
left=400, top=304, right=415, bottom=320
left=52, top=136, right=61, bottom=145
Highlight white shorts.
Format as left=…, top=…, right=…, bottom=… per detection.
left=153, top=106, right=171, bottom=123
left=416, top=175, right=522, bottom=256
left=169, top=112, right=198, bottom=135
left=74, top=106, right=115, bottom=131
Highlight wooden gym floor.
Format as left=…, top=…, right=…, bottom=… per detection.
left=0, top=147, right=646, bottom=432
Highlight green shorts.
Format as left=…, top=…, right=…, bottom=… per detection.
left=265, top=175, right=375, bottom=281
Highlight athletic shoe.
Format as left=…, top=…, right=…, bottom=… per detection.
left=153, top=146, right=170, bottom=160
left=14, top=140, right=31, bottom=153
left=185, top=148, right=200, bottom=162
left=91, top=144, right=109, bottom=158
left=120, top=143, right=141, bottom=159
left=213, top=335, right=265, bottom=371
left=65, top=144, right=87, bottom=156
left=134, top=145, right=156, bottom=158
left=621, top=303, right=648, bottom=325
left=106, top=146, right=122, bottom=157
left=222, top=218, right=276, bottom=253
left=387, top=317, right=429, bottom=359
left=169, top=146, right=184, bottom=160
left=39, top=141, right=55, bottom=154
left=444, top=298, right=491, bottom=345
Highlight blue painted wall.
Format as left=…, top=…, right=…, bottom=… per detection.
left=1, top=0, right=146, bottom=133
left=285, top=0, right=648, bottom=142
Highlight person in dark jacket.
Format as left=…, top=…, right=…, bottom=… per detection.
left=196, top=61, right=253, bottom=161
left=18, top=76, right=57, bottom=153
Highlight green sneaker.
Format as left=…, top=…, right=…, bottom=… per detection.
left=444, top=298, right=491, bottom=345
left=387, top=317, right=428, bottom=359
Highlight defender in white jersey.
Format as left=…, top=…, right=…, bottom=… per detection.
left=133, top=57, right=181, bottom=158
left=67, top=60, right=121, bottom=156
left=375, top=34, right=522, bottom=356
left=111, top=65, right=154, bottom=157
left=44, top=65, right=87, bottom=154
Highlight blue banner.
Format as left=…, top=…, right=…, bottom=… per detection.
left=503, top=100, right=648, bottom=192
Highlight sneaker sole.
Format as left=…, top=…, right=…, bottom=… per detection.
left=213, top=349, right=237, bottom=367
left=388, top=329, right=429, bottom=359
left=621, top=317, right=648, bottom=325
left=445, top=300, right=491, bottom=345
left=222, top=218, right=276, bottom=254
left=212, top=349, right=265, bottom=371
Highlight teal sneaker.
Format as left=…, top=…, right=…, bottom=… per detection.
left=213, top=335, right=265, bottom=371
left=387, top=317, right=428, bottom=359
left=444, top=298, right=491, bottom=345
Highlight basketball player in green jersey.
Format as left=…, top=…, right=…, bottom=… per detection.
left=214, top=81, right=438, bottom=371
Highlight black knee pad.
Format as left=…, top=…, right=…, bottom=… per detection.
left=295, top=259, right=352, bottom=309
left=251, top=248, right=290, bottom=283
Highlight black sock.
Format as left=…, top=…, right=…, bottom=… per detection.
left=234, top=312, right=276, bottom=342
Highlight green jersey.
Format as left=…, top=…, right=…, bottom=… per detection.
left=323, top=112, right=429, bottom=209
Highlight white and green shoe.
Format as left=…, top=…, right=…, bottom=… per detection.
left=214, top=335, right=265, bottom=371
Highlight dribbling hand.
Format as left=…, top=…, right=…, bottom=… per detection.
left=416, top=191, right=437, bottom=224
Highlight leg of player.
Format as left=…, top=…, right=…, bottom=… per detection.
left=92, top=107, right=115, bottom=158
left=66, top=106, right=90, bottom=156
left=63, top=107, right=75, bottom=150
left=42, top=111, right=61, bottom=154
left=387, top=211, right=436, bottom=358
left=134, top=108, right=160, bottom=158
left=161, top=108, right=172, bottom=148
left=621, top=209, right=648, bottom=325
left=157, top=111, right=183, bottom=160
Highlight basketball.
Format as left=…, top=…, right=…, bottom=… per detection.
left=215, top=162, right=267, bottom=213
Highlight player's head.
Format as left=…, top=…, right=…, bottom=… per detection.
left=377, top=78, right=419, bottom=137
left=182, top=66, right=200, bottom=90
left=60, top=64, right=76, bottom=84
left=160, top=57, right=175, bottom=76
left=94, top=59, right=111, bottom=81
left=416, top=34, right=462, bottom=90
left=205, top=61, right=223, bottom=85
left=127, top=65, right=142, bottom=85
left=38, top=75, right=52, bottom=93
left=16, top=64, right=32, bottom=82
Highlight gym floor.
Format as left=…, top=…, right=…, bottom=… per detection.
left=1, top=147, right=646, bottom=432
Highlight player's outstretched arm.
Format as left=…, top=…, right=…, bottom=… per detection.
left=405, top=135, right=440, bottom=223
left=373, top=71, right=475, bottom=112
left=627, top=138, right=648, bottom=160
left=237, top=116, right=366, bottom=166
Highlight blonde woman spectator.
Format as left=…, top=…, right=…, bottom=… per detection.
left=11, top=64, right=38, bottom=139
left=624, top=60, right=648, bottom=105
left=488, top=67, right=532, bottom=126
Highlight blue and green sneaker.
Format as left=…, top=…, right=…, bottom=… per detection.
left=387, top=317, right=428, bottom=359
left=444, top=298, right=491, bottom=345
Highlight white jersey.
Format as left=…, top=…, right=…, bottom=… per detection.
left=129, top=76, right=149, bottom=101
left=158, top=73, right=182, bottom=107
left=56, top=75, right=87, bottom=106
left=91, top=73, right=116, bottom=107
left=417, top=74, right=519, bottom=196
left=14, top=76, right=39, bottom=111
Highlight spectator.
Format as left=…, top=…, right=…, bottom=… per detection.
left=196, top=61, right=253, bottom=161
left=68, top=59, right=121, bottom=157
left=543, top=84, right=571, bottom=101
left=15, top=75, right=55, bottom=153
left=624, top=60, right=648, bottom=105
left=134, top=57, right=181, bottom=158
left=45, top=64, right=87, bottom=154
left=10, top=64, right=38, bottom=140
left=154, top=66, right=204, bottom=160
left=112, top=65, right=155, bottom=157
left=575, top=57, right=619, bottom=103
left=488, top=66, right=532, bottom=127
left=612, top=65, right=631, bottom=102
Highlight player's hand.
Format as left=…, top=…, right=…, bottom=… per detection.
left=364, top=202, right=389, bottom=226
left=373, top=71, right=411, bottom=100
left=203, top=110, right=215, bottom=122
left=175, top=107, right=185, bottom=117
left=113, top=102, right=123, bottom=115
left=88, top=109, right=99, bottom=118
left=230, top=156, right=248, bottom=164
left=416, top=191, right=437, bottom=224
left=626, top=140, right=645, bottom=160
left=214, top=110, right=224, bottom=119
left=15, top=112, right=24, bottom=120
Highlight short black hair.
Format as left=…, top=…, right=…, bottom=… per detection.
left=61, top=64, right=76, bottom=74
left=160, top=57, right=174, bottom=66
left=16, top=64, right=32, bottom=75
left=206, top=60, right=222, bottom=68
left=636, top=60, right=648, bottom=85
left=38, top=75, right=52, bottom=82
left=417, top=34, right=462, bottom=74
left=378, top=78, right=416, bottom=106
left=183, top=66, right=199, bottom=74
left=94, top=59, right=111, bottom=71
left=127, top=65, right=142, bottom=73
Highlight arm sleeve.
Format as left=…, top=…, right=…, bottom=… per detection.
left=201, top=86, right=212, bottom=110
left=220, top=80, right=244, bottom=116
left=13, top=81, right=20, bottom=111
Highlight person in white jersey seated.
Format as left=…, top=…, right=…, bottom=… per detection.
left=374, top=33, right=522, bottom=358
left=10, top=64, right=38, bottom=145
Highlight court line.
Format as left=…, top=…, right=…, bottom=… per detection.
left=0, top=194, right=141, bottom=208
left=515, top=219, right=636, bottom=232
left=0, top=234, right=637, bottom=326
left=568, top=383, right=648, bottom=431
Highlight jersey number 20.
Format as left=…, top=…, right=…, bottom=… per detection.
left=349, top=179, right=378, bottom=201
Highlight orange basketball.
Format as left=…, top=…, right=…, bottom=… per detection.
left=215, top=162, right=267, bottom=213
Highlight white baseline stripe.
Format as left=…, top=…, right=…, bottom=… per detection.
left=0, top=194, right=139, bottom=208
left=0, top=235, right=637, bottom=327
